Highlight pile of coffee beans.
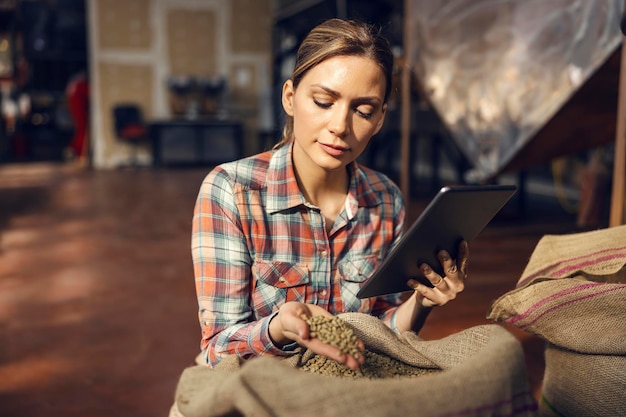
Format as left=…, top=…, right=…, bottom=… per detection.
left=300, top=315, right=440, bottom=379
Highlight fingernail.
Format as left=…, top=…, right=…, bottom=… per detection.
left=413, top=284, right=425, bottom=294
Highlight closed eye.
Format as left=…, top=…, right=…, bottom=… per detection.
left=314, top=98, right=375, bottom=120
left=314, top=99, right=332, bottom=109
left=356, top=109, right=373, bottom=119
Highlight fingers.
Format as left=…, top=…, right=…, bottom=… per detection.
left=283, top=330, right=358, bottom=370
left=458, top=240, right=469, bottom=278
left=406, top=279, right=439, bottom=308
left=304, top=338, right=364, bottom=370
left=278, top=302, right=335, bottom=341
left=279, top=303, right=364, bottom=370
left=437, top=249, right=458, bottom=278
left=437, top=247, right=465, bottom=292
left=407, top=242, right=470, bottom=308
left=278, top=305, right=311, bottom=340
left=295, top=329, right=364, bottom=370
left=406, top=263, right=448, bottom=307
left=418, top=261, right=448, bottom=289
left=408, top=264, right=453, bottom=307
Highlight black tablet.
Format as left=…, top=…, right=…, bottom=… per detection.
left=356, top=184, right=517, bottom=298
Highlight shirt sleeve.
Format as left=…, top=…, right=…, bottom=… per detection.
left=191, top=167, right=290, bottom=367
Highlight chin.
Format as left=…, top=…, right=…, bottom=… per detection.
left=320, top=157, right=351, bottom=172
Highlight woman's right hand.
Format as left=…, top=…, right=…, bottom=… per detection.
left=269, top=301, right=365, bottom=370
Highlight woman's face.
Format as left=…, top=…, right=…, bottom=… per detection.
left=282, top=55, right=387, bottom=174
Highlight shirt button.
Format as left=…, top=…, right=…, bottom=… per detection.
left=320, top=250, right=328, bottom=258
left=320, top=289, right=327, bottom=297
left=278, top=276, right=287, bottom=283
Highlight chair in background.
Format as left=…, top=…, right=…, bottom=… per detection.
left=112, top=103, right=148, bottom=167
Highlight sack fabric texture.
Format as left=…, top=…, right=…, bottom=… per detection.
left=171, top=312, right=537, bottom=417
left=487, top=224, right=626, bottom=417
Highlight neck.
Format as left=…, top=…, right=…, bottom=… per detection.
left=297, top=167, right=349, bottom=233
left=291, top=141, right=351, bottom=206
left=295, top=164, right=349, bottom=207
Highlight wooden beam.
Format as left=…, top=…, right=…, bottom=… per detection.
left=400, top=0, right=412, bottom=204
left=610, top=14, right=626, bottom=227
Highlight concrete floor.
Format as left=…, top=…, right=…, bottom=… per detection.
left=0, top=161, right=586, bottom=416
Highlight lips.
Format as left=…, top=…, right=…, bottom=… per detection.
left=319, top=142, right=349, bottom=157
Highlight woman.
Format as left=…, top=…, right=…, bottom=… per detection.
left=192, top=18, right=468, bottom=371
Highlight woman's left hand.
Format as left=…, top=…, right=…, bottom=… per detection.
left=407, top=240, right=469, bottom=308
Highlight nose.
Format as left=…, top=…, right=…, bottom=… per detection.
left=328, top=105, right=350, bottom=138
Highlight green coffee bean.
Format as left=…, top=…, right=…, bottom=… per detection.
left=300, top=316, right=441, bottom=379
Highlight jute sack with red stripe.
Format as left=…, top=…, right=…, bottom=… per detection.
left=171, top=313, right=537, bottom=417
left=487, top=224, right=626, bottom=417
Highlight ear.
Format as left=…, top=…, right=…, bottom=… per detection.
left=282, top=79, right=295, bottom=116
left=372, top=103, right=387, bottom=136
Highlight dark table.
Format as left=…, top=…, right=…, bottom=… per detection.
left=150, top=117, right=244, bottom=166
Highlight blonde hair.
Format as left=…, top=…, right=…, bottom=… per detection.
left=274, top=18, right=394, bottom=149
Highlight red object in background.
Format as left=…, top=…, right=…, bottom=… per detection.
left=120, top=123, right=147, bottom=140
left=66, top=72, right=89, bottom=158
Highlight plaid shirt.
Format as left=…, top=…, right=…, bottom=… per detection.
left=192, top=142, right=406, bottom=366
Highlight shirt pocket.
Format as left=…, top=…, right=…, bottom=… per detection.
left=337, top=255, right=379, bottom=312
left=252, top=260, right=310, bottom=317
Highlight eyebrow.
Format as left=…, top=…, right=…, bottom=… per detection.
left=311, top=84, right=382, bottom=105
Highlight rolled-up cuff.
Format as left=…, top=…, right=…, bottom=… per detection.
left=259, top=311, right=300, bottom=356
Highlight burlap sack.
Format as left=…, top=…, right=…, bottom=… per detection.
left=172, top=313, right=537, bottom=417
left=487, top=224, right=626, bottom=417
left=514, top=224, right=626, bottom=288
left=539, top=344, right=626, bottom=417
left=487, top=276, right=626, bottom=354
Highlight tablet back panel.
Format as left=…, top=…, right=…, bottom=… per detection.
left=356, top=185, right=517, bottom=298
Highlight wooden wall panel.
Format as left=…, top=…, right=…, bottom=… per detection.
left=229, top=62, right=259, bottom=108
left=167, top=9, right=216, bottom=76
left=230, top=0, right=271, bottom=53
left=96, top=0, right=152, bottom=50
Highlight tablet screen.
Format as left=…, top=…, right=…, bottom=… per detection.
left=356, top=184, right=517, bottom=298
